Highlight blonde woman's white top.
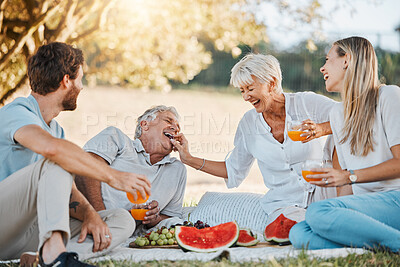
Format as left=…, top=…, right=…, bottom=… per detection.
left=225, top=92, right=337, bottom=215
left=330, top=85, right=400, bottom=194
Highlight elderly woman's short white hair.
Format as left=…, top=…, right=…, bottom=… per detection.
left=230, top=53, right=283, bottom=93
left=135, top=105, right=180, bottom=139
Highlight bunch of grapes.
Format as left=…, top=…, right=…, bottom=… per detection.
left=193, top=220, right=210, bottom=229
left=174, top=220, right=210, bottom=229
left=134, top=226, right=176, bottom=247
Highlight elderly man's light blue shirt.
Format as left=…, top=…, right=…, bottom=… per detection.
left=0, top=95, right=64, bottom=181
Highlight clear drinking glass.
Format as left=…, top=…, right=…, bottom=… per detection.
left=127, top=191, right=150, bottom=220
left=301, top=160, right=324, bottom=182
left=130, top=203, right=150, bottom=220
left=287, top=120, right=307, bottom=141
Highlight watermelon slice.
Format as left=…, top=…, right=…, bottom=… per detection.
left=264, top=214, right=297, bottom=244
left=175, top=221, right=239, bottom=252
left=237, top=229, right=259, bottom=247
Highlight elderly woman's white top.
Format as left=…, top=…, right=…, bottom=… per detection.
left=330, top=85, right=400, bottom=194
left=225, top=92, right=336, bottom=215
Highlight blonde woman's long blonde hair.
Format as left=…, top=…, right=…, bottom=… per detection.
left=335, top=37, right=381, bottom=156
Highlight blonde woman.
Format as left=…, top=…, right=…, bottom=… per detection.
left=289, top=37, right=400, bottom=251
left=172, top=53, right=336, bottom=230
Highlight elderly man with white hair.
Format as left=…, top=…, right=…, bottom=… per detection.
left=76, top=105, right=186, bottom=232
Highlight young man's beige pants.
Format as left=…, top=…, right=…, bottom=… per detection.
left=0, top=158, right=135, bottom=260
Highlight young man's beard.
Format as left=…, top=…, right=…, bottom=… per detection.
left=62, top=84, right=80, bottom=111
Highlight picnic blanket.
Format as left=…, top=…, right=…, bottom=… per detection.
left=89, top=238, right=367, bottom=263
left=0, top=192, right=368, bottom=264
left=88, top=199, right=367, bottom=264
left=0, top=244, right=367, bottom=265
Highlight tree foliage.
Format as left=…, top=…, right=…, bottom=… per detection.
left=0, top=0, right=328, bottom=105
left=78, top=0, right=269, bottom=92
left=0, top=0, right=114, bottom=105
left=191, top=40, right=400, bottom=94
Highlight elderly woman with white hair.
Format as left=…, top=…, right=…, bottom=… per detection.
left=172, top=53, right=337, bottom=232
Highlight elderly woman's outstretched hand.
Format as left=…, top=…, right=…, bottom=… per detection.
left=300, top=120, right=332, bottom=143
left=170, top=133, right=192, bottom=164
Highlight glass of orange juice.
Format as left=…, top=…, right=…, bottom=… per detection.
left=301, top=160, right=325, bottom=182
left=130, top=203, right=150, bottom=220
left=287, top=120, right=307, bottom=141
left=127, top=190, right=150, bottom=220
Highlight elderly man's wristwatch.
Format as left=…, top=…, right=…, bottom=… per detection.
left=348, top=170, right=358, bottom=184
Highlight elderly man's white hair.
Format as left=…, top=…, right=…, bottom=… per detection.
left=135, top=105, right=180, bottom=139
left=230, top=53, right=283, bottom=93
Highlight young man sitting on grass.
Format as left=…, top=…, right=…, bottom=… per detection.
left=0, top=42, right=151, bottom=267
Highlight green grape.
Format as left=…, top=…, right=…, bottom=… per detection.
left=169, top=228, right=175, bottom=235
left=163, top=239, right=168, bottom=245
left=151, top=233, right=159, bottom=241
left=162, top=228, right=169, bottom=234
left=166, top=233, right=172, bottom=239
left=138, top=239, right=146, bottom=247
left=168, top=238, right=174, bottom=245
left=157, top=239, right=164, bottom=246
left=159, top=234, right=166, bottom=240
left=145, top=239, right=150, bottom=246
left=151, top=241, right=156, bottom=246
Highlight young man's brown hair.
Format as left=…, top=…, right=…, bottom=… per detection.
left=28, top=42, right=84, bottom=95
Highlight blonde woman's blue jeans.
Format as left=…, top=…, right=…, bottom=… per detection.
left=289, top=190, right=400, bottom=252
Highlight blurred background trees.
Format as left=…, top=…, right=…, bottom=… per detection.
left=0, top=0, right=399, bottom=105
left=0, top=0, right=115, bottom=105
left=78, top=0, right=268, bottom=92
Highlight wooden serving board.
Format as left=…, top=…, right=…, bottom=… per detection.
left=129, top=242, right=179, bottom=249
left=129, top=242, right=286, bottom=249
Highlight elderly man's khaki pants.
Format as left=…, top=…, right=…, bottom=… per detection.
left=0, top=158, right=135, bottom=260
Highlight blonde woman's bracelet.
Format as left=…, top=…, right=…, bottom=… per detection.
left=197, top=158, right=206, bottom=171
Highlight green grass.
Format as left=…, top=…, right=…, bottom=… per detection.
left=89, top=251, right=400, bottom=266
left=86, top=250, right=400, bottom=266
left=2, top=251, right=397, bottom=267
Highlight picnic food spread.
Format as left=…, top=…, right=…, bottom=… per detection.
left=130, top=220, right=292, bottom=251
left=131, top=220, right=211, bottom=248
left=264, top=214, right=297, bottom=244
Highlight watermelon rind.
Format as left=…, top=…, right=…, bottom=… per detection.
left=265, top=236, right=290, bottom=243
left=175, top=221, right=239, bottom=253
left=237, top=229, right=259, bottom=247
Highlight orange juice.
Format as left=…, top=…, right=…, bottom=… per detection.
left=288, top=130, right=307, bottom=141
left=302, top=171, right=324, bottom=182
left=130, top=208, right=149, bottom=220
left=127, top=191, right=149, bottom=204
